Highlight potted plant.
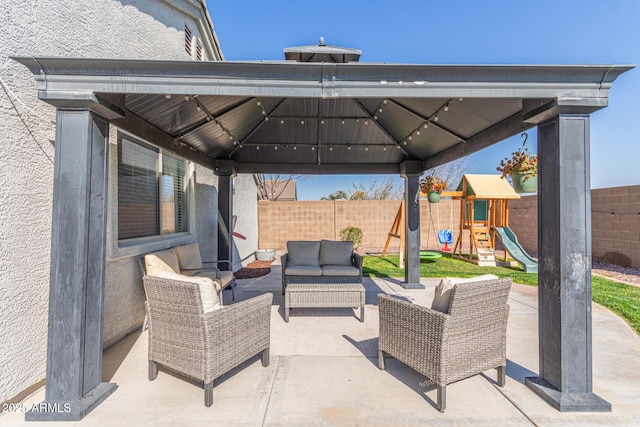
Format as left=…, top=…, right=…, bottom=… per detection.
left=496, top=133, right=538, bottom=193
left=419, top=175, right=447, bottom=203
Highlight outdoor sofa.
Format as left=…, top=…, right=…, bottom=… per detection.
left=280, top=240, right=363, bottom=295
left=378, top=275, right=512, bottom=412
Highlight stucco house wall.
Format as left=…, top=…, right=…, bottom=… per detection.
left=0, top=0, right=257, bottom=405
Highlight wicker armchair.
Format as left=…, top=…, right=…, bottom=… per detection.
left=143, top=275, right=272, bottom=407
left=378, top=277, right=512, bottom=412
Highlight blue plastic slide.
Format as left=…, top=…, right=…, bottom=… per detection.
left=492, top=226, right=538, bottom=273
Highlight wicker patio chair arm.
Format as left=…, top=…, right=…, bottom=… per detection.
left=378, top=294, right=450, bottom=384
left=352, top=253, right=363, bottom=276
left=180, top=266, right=222, bottom=279
left=201, top=260, right=231, bottom=265
left=203, top=293, right=272, bottom=378
left=280, top=253, right=288, bottom=268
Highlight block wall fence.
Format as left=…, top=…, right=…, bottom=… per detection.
left=258, top=184, right=640, bottom=268
left=259, top=198, right=463, bottom=255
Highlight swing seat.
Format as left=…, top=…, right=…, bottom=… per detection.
left=438, top=229, right=454, bottom=245
left=420, top=251, right=442, bottom=261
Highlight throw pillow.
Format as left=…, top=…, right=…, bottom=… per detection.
left=431, top=274, right=499, bottom=313
left=144, top=249, right=180, bottom=276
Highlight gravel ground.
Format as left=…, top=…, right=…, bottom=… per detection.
left=495, top=248, right=640, bottom=287
left=592, top=261, right=640, bottom=287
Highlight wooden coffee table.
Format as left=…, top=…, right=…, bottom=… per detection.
left=284, top=277, right=365, bottom=322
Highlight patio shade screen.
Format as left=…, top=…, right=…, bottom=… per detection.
left=117, top=138, right=159, bottom=240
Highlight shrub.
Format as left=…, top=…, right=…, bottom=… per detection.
left=339, top=226, right=363, bottom=251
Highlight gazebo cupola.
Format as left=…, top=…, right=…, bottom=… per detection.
left=284, top=37, right=362, bottom=63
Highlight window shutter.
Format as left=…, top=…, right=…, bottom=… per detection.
left=118, top=139, right=159, bottom=240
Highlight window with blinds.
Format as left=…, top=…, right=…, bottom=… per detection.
left=117, top=136, right=189, bottom=241
left=161, top=153, right=187, bottom=235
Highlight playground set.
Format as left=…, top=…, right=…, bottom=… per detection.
left=382, top=174, right=537, bottom=273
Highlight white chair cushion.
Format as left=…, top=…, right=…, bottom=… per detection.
left=144, top=249, right=180, bottom=276
left=184, top=269, right=234, bottom=292
left=175, top=242, right=203, bottom=270
left=156, top=271, right=222, bottom=311
left=319, top=240, right=353, bottom=266
left=431, top=274, right=499, bottom=313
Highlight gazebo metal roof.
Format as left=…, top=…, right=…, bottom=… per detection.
left=13, top=53, right=634, bottom=420
left=16, top=57, right=631, bottom=175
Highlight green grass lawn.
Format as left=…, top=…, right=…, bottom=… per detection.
left=363, top=254, right=640, bottom=336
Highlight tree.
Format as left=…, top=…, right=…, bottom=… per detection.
left=321, top=190, right=348, bottom=200
left=349, top=177, right=402, bottom=200
left=253, top=174, right=303, bottom=201
left=424, top=158, right=471, bottom=192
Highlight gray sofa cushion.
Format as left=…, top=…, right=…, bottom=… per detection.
left=319, top=240, right=353, bottom=266
left=285, top=265, right=323, bottom=276
left=321, top=265, right=360, bottom=277
left=287, top=241, right=321, bottom=267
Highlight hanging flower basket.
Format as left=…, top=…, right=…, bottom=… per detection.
left=510, top=172, right=538, bottom=194
left=419, top=175, right=447, bottom=203
left=427, top=191, right=441, bottom=203
left=497, top=133, right=538, bottom=194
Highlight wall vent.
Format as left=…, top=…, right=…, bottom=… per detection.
left=185, top=25, right=193, bottom=56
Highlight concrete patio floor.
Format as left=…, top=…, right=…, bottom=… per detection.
left=4, top=262, right=640, bottom=426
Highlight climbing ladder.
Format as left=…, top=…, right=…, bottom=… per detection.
left=472, top=226, right=496, bottom=266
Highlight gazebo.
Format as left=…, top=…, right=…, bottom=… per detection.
left=13, top=42, right=632, bottom=420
